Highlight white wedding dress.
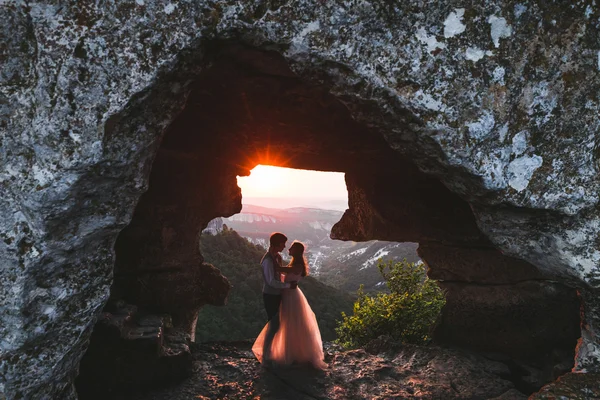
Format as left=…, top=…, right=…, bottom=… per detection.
left=252, top=271, right=327, bottom=369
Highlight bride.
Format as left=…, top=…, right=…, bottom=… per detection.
left=252, top=241, right=327, bottom=369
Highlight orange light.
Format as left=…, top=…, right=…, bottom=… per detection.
left=237, top=142, right=295, bottom=172
left=237, top=165, right=286, bottom=197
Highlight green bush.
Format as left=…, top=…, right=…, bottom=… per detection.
left=335, top=259, right=445, bottom=349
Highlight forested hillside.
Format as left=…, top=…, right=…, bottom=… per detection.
left=196, top=227, right=355, bottom=342
left=205, top=205, right=420, bottom=293
left=316, top=241, right=420, bottom=293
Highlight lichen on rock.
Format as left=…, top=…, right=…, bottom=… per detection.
left=1, top=0, right=600, bottom=398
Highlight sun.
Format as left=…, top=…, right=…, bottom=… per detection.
left=237, top=164, right=348, bottom=206
left=237, top=165, right=286, bottom=197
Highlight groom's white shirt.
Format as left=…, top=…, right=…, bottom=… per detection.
left=262, top=254, right=291, bottom=295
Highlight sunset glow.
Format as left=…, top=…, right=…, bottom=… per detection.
left=237, top=165, right=348, bottom=207
left=239, top=165, right=288, bottom=197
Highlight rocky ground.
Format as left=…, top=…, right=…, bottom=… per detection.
left=76, top=312, right=600, bottom=400
left=530, top=372, right=600, bottom=400
left=106, top=340, right=531, bottom=400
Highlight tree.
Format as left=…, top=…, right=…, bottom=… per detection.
left=335, top=259, right=445, bottom=349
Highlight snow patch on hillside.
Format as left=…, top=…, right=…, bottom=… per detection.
left=227, top=214, right=277, bottom=223
left=310, top=250, right=325, bottom=274
left=337, top=246, right=368, bottom=261
left=360, top=248, right=391, bottom=270
left=243, top=236, right=269, bottom=249
left=308, top=221, right=334, bottom=230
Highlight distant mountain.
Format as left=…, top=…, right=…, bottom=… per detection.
left=196, top=228, right=354, bottom=342
left=242, top=197, right=348, bottom=211
left=204, top=204, right=420, bottom=293
left=315, top=241, right=421, bottom=293
left=220, top=204, right=342, bottom=255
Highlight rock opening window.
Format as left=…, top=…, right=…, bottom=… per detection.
left=198, top=164, right=422, bottom=343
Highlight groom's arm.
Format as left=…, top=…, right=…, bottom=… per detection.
left=262, top=258, right=290, bottom=289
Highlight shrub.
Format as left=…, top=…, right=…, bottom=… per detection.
left=335, top=259, right=445, bottom=349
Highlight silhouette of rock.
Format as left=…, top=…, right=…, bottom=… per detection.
left=75, top=300, right=193, bottom=398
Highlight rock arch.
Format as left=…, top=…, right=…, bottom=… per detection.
left=1, top=2, right=598, bottom=398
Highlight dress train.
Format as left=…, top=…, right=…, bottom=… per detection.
left=253, top=280, right=327, bottom=369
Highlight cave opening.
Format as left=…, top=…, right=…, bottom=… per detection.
left=197, top=164, right=355, bottom=343
left=75, top=42, right=582, bottom=398
left=196, top=164, right=426, bottom=344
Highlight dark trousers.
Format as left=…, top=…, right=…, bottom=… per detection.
left=263, top=293, right=282, bottom=321
left=262, top=293, right=282, bottom=361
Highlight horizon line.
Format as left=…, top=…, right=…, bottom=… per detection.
left=242, top=196, right=347, bottom=200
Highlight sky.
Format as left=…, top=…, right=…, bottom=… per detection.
left=237, top=165, right=348, bottom=209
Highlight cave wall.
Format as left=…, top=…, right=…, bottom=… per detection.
left=105, top=46, right=414, bottom=340
left=333, top=166, right=581, bottom=375
left=112, top=149, right=236, bottom=334
left=112, top=46, right=581, bottom=383
left=1, top=1, right=599, bottom=398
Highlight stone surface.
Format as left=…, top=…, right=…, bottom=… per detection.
left=331, top=166, right=490, bottom=246
left=419, top=243, right=545, bottom=284
left=75, top=303, right=193, bottom=398
left=107, top=340, right=524, bottom=400
left=434, top=281, right=581, bottom=390
left=530, top=372, right=600, bottom=400
left=417, top=241, right=580, bottom=371
left=436, top=281, right=581, bottom=356
left=1, top=1, right=600, bottom=398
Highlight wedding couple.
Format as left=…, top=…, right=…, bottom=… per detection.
left=252, top=232, right=327, bottom=369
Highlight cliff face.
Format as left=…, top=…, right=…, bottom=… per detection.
left=1, top=1, right=599, bottom=398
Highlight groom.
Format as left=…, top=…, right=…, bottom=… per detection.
left=261, top=232, right=297, bottom=363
